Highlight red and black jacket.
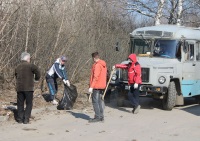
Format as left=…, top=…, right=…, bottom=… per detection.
left=115, top=54, right=142, bottom=85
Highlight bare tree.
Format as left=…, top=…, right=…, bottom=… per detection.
left=116, top=0, right=200, bottom=25
left=0, top=0, right=134, bottom=91
left=155, top=0, right=165, bottom=25
left=177, top=0, right=183, bottom=25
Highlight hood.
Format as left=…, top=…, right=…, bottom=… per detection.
left=137, top=57, right=180, bottom=68
left=55, top=58, right=60, bottom=63
left=97, top=59, right=106, bottom=67
left=128, top=54, right=137, bottom=63
left=55, top=58, right=64, bottom=66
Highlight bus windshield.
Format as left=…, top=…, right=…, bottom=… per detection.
left=132, top=39, right=180, bottom=58
left=153, top=40, right=179, bottom=58
left=131, top=39, right=151, bottom=55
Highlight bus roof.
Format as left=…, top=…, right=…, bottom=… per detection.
left=130, top=24, right=200, bottom=40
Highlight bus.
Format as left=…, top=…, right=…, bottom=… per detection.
left=111, top=24, right=200, bottom=110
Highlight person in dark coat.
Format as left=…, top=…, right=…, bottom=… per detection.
left=15, top=52, right=40, bottom=124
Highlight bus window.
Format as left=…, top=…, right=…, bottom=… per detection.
left=196, top=44, right=200, bottom=61
left=176, top=43, right=181, bottom=59
left=187, top=44, right=194, bottom=61
left=132, top=39, right=151, bottom=55
left=153, top=40, right=178, bottom=58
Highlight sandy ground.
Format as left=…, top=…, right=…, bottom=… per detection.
left=0, top=97, right=200, bottom=141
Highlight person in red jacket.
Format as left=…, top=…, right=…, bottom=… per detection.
left=89, top=52, right=107, bottom=123
left=115, top=54, right=142, bottom=114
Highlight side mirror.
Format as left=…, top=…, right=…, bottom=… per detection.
left=115, top=42, right=120, bottom=51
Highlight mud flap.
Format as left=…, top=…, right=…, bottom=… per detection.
left=175, top=94, right=184, bottom=105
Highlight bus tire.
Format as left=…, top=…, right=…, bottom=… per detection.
left=162, top=81, right=176, bottom=110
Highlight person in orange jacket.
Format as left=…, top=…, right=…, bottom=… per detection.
left=114, top=54, right=142, bottom=114
left=88, top=52, right=107, bottom=123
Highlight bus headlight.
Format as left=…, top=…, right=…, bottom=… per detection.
left=158, top=76, right=166, bottom=84
left=111, top=74, right=118, bottom=81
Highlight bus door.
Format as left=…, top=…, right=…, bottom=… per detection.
left=182, top=40, right=196, bottom=97
left=193, top=42, right=200, bottom=96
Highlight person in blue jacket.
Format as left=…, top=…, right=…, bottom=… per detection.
left=46, top=56, right=70, bottom=105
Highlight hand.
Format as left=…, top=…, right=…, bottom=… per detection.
left=63, top=80, right=70, bottom=86
left=63, top=79, right=67, bottom=84
left=128, top=85, right=131, bottom=90
left=134, top=83, right=138, bottom=89
left=66, top=80, right=70, bottom=86
left=88, top=88, right=93, bottom=93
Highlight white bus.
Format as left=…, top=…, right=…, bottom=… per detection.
left=112, top=24, right=200, bottom=110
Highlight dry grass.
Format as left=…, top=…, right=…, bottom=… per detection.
left=0, top=80, right=90, bottom=118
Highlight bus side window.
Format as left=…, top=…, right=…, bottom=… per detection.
left=188, top=44, right=194, bottom=61
left=176, top=43, right=181, bottom=59
left=196, top=44, right=200, bottom=61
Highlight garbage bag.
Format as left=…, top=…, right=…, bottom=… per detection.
left=57, top=84, right=78, bottom=110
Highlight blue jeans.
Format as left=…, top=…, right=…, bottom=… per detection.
left=92, top=89, right=105, bottom=119
left=46, top=74, right=58, bottom=100
left=128, top=84, right=140, bottom=108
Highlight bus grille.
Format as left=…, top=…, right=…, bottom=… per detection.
left=141, top=68, right=149, bottom=82
left=120, top=68, right=149, bottom=83
left=121, top=69, right=128, bottom=81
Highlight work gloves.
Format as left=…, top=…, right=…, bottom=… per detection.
left=134, top=83, right=138, bottom=89
left=88, top=88, right=93, bottom=93
left=128, top=83, right=139, bottom=90
left=63, top=79, right=70, bottom=87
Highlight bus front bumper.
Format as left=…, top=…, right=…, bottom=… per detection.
left=140, top=85, right=168, bottom=94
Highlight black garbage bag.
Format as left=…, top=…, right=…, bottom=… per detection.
left=57, top=84, right=78, bottom=110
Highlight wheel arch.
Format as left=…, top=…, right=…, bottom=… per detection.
left=170, top=78, right=181, bottom=95
left=170, top=78, right=184, bottom=105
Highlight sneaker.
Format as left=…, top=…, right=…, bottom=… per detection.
left=52, top=99, right=58, bottom=105
left=23, top=120, right=29, bottom=124
left=88, top=118, right=102, bottom=123
left=132, top=105, right=141, bottom=114
left=131, top=108, right=135, bottom=114
left=100, top=117, right=104, bottom=122
left=18, top=120, right=23, bottom=124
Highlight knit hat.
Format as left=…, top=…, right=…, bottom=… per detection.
left=61, top=56, right=67, bottom=61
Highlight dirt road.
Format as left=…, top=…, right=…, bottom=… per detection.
left=0, top=97, right=200, bottom=141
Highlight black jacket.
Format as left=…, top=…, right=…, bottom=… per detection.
left=15, top=61, right=40, bottom=91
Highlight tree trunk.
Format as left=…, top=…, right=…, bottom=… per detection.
left=155, top=0, right=165, bottom=25
left=177, top=0, right=183, bottom=25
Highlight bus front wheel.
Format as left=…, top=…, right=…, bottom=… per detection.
left=162, top=81, right=176, bottom=110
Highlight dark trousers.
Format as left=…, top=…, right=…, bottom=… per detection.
left=128, top=84, right=140, bottom=108
left=17, top=91, right=33, bottom=122
left=46, top=74, right=58, bottom=100
left=92, top=89, right=105, bottom=119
